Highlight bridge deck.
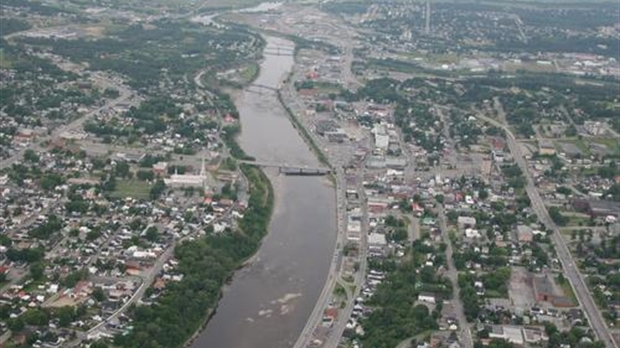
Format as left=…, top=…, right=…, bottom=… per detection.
left=238, top=160, right=330, bottom=175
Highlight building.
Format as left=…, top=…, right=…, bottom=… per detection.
left=372, top=124, right=390, bottom=151
left=153, top=162, right=168, bottom=176
left=368, top=232, right=387, bottom=246
left=385, top=157, right=407, bottom=170
left=487, top=326, right=524, bottom=345
left=539, top=140, right=556, bottom=155
left=532, top=274, right=555, bottom=302
left=418, top=293, right=436, bottom=304
left=325, top=129, right=348, bottom=143
left=457, top=216, right=476, bottom=229
left=164, top=157, right=208, bottom=189
left=517, top=225, right=533, bottom=243
left=522, top=327, right=548, bottom=344
left=572, top=199, right=620, bottom=218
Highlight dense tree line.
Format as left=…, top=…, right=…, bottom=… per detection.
left=115, top=165, right=273, bottom=348
left=221, top=125, right=253, bottom=161
left=0, top=18, right=31, bottom=35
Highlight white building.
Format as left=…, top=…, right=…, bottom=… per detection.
left=417, top=293, right=436, bottom=304
left=164, top=157, right=208, bottom=189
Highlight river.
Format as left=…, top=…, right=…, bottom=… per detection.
left=189, top=36, right=337, bottom=348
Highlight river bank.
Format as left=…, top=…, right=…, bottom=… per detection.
left=181, top=162, right=274, bottom=348
left=115, top=162, right=274, bottom=348
left=189, top=34, right=337, bottom=348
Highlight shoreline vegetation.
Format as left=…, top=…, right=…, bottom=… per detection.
left=114, top=162, right=273, bottom=348
left=277, top=79, right=331, bottom=169
left=115, top=32, right=332, bottom=348
left=114, top=72, right=273, bottom=348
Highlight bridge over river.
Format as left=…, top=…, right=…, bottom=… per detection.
left=238, top=160, right=331, bottom=176
left=245, top=83, right=279, bottom=95
left=263, top=45, right=294, bottom=56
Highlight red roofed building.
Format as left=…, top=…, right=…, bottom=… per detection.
left=223, top=114, right=236, bottom=124
left=491, top=137, right=505, bottom=150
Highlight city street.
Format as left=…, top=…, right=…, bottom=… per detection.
left=476, top=101, right=616, bottom=348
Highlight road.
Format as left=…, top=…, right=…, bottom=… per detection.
left=285, top=64, right=367, bottom=347
left=340, top=27, right=362, bottom=91
left=0, top=74, right=134, bottom=171
left=291, top=166, right=345, bottom=348
left=86, top=243, right=172, bottom=334
left=477, top=100, right=616, bottom=348
left=437, top=206, right=473, bottom=348
left=323, top=167, right=369, bottom=348
left=0, top=199, right=66, bottom=294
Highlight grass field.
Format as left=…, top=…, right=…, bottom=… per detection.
left=240, top=63, right=259, bottom=84
left=0, top=50, right=12, bottom=69
left=591, top=137, right=620, bottom=155
left=555, top=138, right=590, bottom=156
left=557, top=276, right=578, bottom=306
left=566, top=215, right=591, bottom=227
left=110, top=179, right=151, bottom=199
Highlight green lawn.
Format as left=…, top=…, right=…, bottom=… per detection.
left=0, top=50, right=12, bottom=69
left=566, top=215, right=592, bottom=227
left=110, top=180, right=151, bottom=199
left=557, top=277, right=578, bottom=306
left=239, top=63, right=259, bottom=84
left=556, top=138, right=590, bottom=156
left=591, top=137, right=620, bottom=155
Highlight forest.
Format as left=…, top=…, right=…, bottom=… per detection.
left=18, top=21, right=261, bottom=91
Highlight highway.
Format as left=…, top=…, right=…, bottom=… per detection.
left=281, top=36, right=370, bottom=347
left=282, top=51, right=368, bottom=347
left=291, top=167, right=346, bottom=348
left=323, top=167, right=369, bottom=348
left=477, top=100, right=616, bottom=348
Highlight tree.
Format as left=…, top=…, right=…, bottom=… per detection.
left=145, top=226, right=159, bottom=242
left=115, top=161, right=131, bottom=178
left=597, top=164, right=618, bottom=179
left=137, top=170, right=155, bottom=181
left=9, top=317, right=24, bottom=332
left=556, top=186, right=572, bottom=196
left=22, top=308, right=49, bottom=326
left=479, top=189, right=489, bottom=200
left=87, top=229, right=102, bottom=241
left=91, top=341, right=109, bottom=348
left=55, top=306, right=76, bottom=327
left=149, top=179, right=166, bottom=199
left=24, top=149, right=40, bottom=163
left=565, top=124, right=578, bottom=137
left=549, top=207, right=569, bottom=226
left=103, top=88, right=120, bottom=99
left=30, top=262, right=45, bottom=281
left=40, top=173, right=64, bottom=190
left=93, top=287, right=107, bottom=302
left=488, top=339, right=515, bottom=348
